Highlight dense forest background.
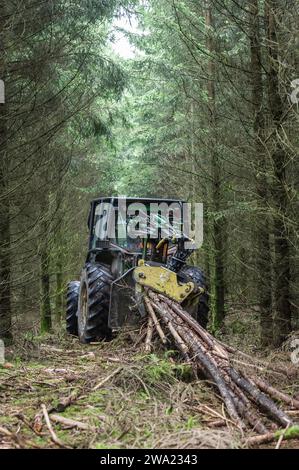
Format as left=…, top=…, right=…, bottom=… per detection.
left=0, top=0, right=298, bottom=348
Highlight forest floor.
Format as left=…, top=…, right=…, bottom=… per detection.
left=1, top=312, right=299, bottom=449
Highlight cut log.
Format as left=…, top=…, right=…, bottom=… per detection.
left=246, top=425, right=299, bottom=447
left=144, top=296, right=167, bottom=345
left=145, top=316, right=154, bottom=353
left=142, top=290, right=297, bottom=435
left=251, top=376, right=299, bottom=410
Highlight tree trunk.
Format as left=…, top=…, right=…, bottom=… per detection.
left=0, top=139, right=11, bottom=344
left=0, top=3, right=12, bottom=344
left=55, top=254, right=63, bottom=323
left=40, top=210, right=52, bottom=332
left=205, top=4, right=225, bottom=331
left=202, top=185, right=211, bottom=284
left=53, top=187, right=65, bottom=324
left=249, top=0, right=273, bottom=346
left=265, top=0, right=292, bottom=346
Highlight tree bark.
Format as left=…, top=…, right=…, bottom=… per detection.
left=249, top=0, right=273, bottom=346
left=55, top=259, right=63, bottom=323
left=40, top=236, right=52, bottom=333
left=54, top=215, right=64, bottom=324
left=0, top=2, right=12, bottom=344
left=40, top=200, right=52, bottom=332
left=205, top=3, right=225, bottom=331
left=265, top=0, right=292, bottom=346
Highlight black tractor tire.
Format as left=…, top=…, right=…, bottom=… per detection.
left=77, top=263, right=113, bottom=343
left=66, top=281, right=80, bottom=336
left=180, top=265, right=209, bottom=329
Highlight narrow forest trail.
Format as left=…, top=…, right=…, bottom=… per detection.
left=1, top=332, right=299, bottom=449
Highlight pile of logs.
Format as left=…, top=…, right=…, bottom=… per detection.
left=143, top=290, right=299, bottom=436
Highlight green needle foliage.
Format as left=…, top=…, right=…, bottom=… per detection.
left=0, top=0, right=298, bottom=348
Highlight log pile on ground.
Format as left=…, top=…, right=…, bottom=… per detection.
left=143, top=290, right=299, bottom=437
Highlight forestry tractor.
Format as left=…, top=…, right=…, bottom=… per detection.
left=66, top=197, right=209, bottom=343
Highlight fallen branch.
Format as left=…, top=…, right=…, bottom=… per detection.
left=92, top=367, right=123, bottom=391
left=275, top=423, right=290, bottom=449
left=0, top=425, right=15, bottom=438
left=246, top=425, right=299, bottom=447
left=41, top=404, right=70, bottom=448
left=15, top=413, right=44, bottom=437
left=50, top=414, right=95, bottom=431
left=0, top=425, right=40, bottom=449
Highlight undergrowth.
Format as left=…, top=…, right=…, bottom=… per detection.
left=0, top=330, right=298, bottom=449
